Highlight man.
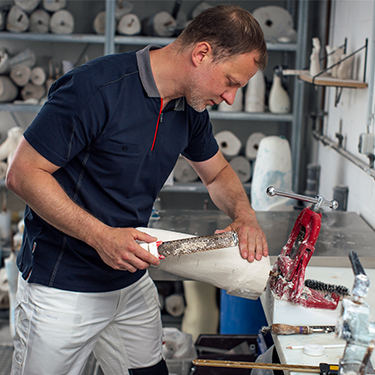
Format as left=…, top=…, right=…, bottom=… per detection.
left=6, top=4, right=268, bottom=375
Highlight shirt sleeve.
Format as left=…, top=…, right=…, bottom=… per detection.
left=24, top=66, right=108, bottom=167
left=181, top=109, right=219, bottom=162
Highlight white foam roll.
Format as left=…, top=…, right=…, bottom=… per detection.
left=0, top=9, right=5, bottom=30
left=215, top=130, right=241, bottom=157
left=6, top=5, right=29, bottom=33
left=0, top=76, right=19, bottom=103
left=173, top=156, right=198, bottom=183
left=245, top=132, right=266, bottom=160
left=30, top=67, right=46, bottom=86
left=29, top=9, right=50, bottom=33
left=251, top=136, right=293, bottom=211
left=8, top=48, right=36, bottom=69
left=142, top=11, right=176, bottom=37
left=245, top=70, right=265, bottom=112
left=93, top=11, right=106, bottom=35
left=117, top=13, right=141, bottom=36
left=0, top=127, right=24, bottom=163
left=43, top=0, right=67, bottom=12
left=0, top=49, right=9, bottom=75
left=115, top=0, right=133, bottom=21
left=165, top=294, right=185, bottom=317
left=21, top=82, right=46, bottom=101
left=50, top=9, right=74, bottom=34
left=10, top=65, right=31, bottom=87
left=218, top=88, right=243, bottom=112
left=139, top=227, right=271, bottom=300
left=15, top=0, right=40, bottom=14
left=252, top=6, right=294, bottom=43
left=229, top=156, right=251, bottom=183
left=192, top=2, right=212, bottom=18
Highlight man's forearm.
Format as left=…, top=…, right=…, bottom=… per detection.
left=205, top=163, right=255, bottom=221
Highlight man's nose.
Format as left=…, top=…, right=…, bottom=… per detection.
left=221, top=88, right=238, bottom=106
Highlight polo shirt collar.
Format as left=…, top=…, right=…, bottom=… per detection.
left=136, top=45, right=185, bottom=112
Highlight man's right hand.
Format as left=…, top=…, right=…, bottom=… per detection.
left=94, top=227, right=161, bottom=272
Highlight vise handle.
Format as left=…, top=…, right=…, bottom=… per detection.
left=267, top=186, right=338, bottom=210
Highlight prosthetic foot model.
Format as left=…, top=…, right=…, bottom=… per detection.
left=267, top=186, right=349, bottom=310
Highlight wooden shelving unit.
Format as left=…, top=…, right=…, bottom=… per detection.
left=299, top=71, right=368, bottom=89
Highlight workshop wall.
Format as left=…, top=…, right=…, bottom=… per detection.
left=311, top=0, right=375, bottom=229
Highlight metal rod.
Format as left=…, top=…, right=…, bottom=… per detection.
left=192, top=359, right=321, bottom=373
left=266, top=186, right=338, bottom=209
left=313, top=131, right=375, bottom=179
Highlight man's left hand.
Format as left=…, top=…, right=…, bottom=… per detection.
left=215, top=218, right=268, bottom=263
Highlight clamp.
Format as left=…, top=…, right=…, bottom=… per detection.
left=267, top=186, right=347, bottom=309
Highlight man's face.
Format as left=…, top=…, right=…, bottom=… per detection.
left=186, top=51, right=260, bottom=113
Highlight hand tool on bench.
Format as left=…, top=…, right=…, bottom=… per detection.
left=192, top=359, right=340, bottom=374
left=140, top=231, right=239, bottom=258
left=261, top=323, right=335, bottom=335
left=266, top=186, right=349, bottom=310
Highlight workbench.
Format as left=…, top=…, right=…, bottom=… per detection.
left=148, top=209, right=375, bottom=374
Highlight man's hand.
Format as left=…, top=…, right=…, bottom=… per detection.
left=94, top=227, right=161, bottom=272
left=215, top=217, right=268, bottom=263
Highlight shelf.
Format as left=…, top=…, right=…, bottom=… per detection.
left=0, top=31, right=106, bottom=44
left=0, top=104, right=293, bottom=122
left=208, top=111, right=293, bottom=122
left=0, top=31, right=297, bottom=52
left=299, top=71, right=368, bottom=89
left=0, top=103, right=42, bottom=113
left=161, top=182, right=251, bottom=194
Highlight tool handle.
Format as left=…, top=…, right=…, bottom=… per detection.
left=266, top=186, right=338, bottom=210
left=349, top=250, right=366, bottom=277
left=270, top=324, right=311, bottom=335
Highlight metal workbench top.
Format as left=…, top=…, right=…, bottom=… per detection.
left=149, top=209, right=375, bottom=269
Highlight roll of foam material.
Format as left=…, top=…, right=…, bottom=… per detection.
left=10, top=65, right=31, bottom=87
left=139, top=227, right=271, bottom=300
left=50, top=9, right=74, bottom=34
left=6, top=5, right=29, bottom=33
left=43, top=0, right=67, bottom=12
left=0, top=76, right=18, bottom=103
left=245, top=132, right=266, bottom=160
left=165, top=294, right=185, bottom=317
left=173, top=156, right=198, bottom=183
left=252, top=6, right=294, bottom=43
left=215, top=131, right=241, bottom=157
left=30, top=67, right=46, bottom=86
left=93, top=11, right=106, bottom=35
left=29, top=9, right=50, bottom=33
left=142, top=11, right=176, bottom=37
left=117, top=13, right=141, bottom=36
left=229, top=156, right=251, bottom=183
left=251, top=136, right=293, bottom=211
left=15, top=0, right=40, bottom=14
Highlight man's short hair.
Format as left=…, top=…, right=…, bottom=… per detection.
left=176, top=4, right=268, bottom=70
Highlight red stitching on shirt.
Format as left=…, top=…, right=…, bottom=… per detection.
left=151, top=98, right=163, bottom=151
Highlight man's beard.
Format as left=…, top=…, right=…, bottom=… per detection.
left=186, top=81, right=208, bottom=113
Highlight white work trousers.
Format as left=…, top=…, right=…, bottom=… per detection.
left=11, top=272, right=163, bottom=375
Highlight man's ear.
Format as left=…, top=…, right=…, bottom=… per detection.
left=191, top=42, right=212, bottom=67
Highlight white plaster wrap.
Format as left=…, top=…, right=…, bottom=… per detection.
left=138, top=227, right=271, bottom=300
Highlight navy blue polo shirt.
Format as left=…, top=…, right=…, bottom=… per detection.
left=18, top=45, right=219, bottom=292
